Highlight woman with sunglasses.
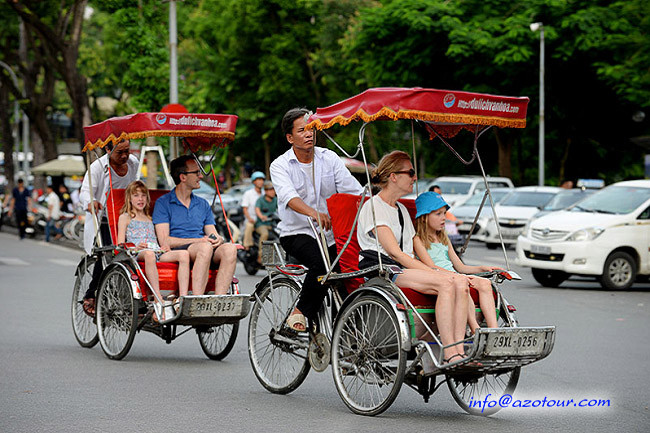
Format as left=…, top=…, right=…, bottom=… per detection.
left=357, top=150, right=474, bottom=363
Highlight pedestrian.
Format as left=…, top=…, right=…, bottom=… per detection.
left=7, top=178, right=32, bottom=240
left=270, top=107, right=363, bottom=331
left=241, top=171, right=265, bottom=250
left=44, top=184, right=63, bottom=242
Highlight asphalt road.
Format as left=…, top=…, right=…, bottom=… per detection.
left=0, top=231, right=648, bottom=432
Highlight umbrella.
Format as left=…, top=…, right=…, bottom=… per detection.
left=31, top=156, right=86, bottom=176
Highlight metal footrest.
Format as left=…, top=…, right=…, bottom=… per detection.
left=172, top=294, right=251, bottom=326
left=421, top=326, right=556, bottom=376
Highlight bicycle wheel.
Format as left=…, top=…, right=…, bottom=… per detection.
left=248, top=276, right=310, bottom=394
left=96, top=267, right=137, bottom=360
left=198, top=322, right=239, bottom=360
left=71, top=257, right=98, bottom=348
left=446, top=298, right=520, bottom=416
left=331, top=295, right=406, bottom=416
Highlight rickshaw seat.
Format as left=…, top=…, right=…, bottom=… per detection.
left=105, top=188, right=220, bottom=299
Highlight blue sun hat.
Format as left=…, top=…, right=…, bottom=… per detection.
left=251, top=171, right=266, bottom=181
left=415, top=191, right=449, bottom=218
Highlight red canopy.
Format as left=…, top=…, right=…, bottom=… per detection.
left=306, top=87, right=529, bottom=138
left=83, top=112, right=238, bottom=152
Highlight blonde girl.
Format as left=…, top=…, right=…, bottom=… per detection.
left=414, top=191, right=499, bottom=333
left=117, top=181, right=190, bottom=321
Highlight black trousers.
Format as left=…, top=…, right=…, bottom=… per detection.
left=15, top=209, right=28, bottom=239
left=85, top=217, right=113, bottom=299
left=280, top=234, right=339, bottom=320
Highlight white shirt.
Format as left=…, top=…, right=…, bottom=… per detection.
left=79, top=153, right=140, bottom=254
left=270, top=147, right=363, bottom=245
left=357, top=195, right=415, bottom=258
left=46, top=192, right=61, bottom=220
left=241, top=187, right=262, bottom=222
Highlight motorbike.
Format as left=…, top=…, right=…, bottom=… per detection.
left=237, top=213, right=280, bottom=276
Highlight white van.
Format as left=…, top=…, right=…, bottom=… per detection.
left=407, top=175, right=514, bottom=207
left=515, top=180, right=650, bottom=290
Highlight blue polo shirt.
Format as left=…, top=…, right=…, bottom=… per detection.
left=152, top=188, right=215, bottom=239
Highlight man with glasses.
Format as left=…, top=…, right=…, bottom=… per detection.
left=270, top=107, right=363, bottom=331
left=153, top=155, right=237, bottom=295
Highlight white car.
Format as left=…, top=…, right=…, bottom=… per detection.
left=405, top=175, right=514, bottom=207
left=483, top=186, right=562, bottom=249
left=516, top=180, right=650, bottom=290
left=452, top=188, right=513, bottom=241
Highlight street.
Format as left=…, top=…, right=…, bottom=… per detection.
left=1, top=230, right=649, bottom=432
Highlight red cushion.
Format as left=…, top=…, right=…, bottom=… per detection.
left=135, top=261, right=220, bottom=300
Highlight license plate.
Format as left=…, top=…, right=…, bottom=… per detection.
left=530, top=244, right=551, bottom=254
left=188, top=297, right=243, bottom=317
left=485, top=330, right=547, bottom=356
left=501, top=228, right=521, bottom=239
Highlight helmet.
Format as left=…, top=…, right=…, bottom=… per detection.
left=251, top=171, right=266, bottom=181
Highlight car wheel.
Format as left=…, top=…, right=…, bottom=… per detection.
left=531, top=268, right=567, bottom=288
left=599, top=251, right=636, bottom=290
left=486, top=243, right=498, bottom=250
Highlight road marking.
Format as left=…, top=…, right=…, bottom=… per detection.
left=0, top=257, right=30, bottom=266
left=49, top=259, right=79, bottom=267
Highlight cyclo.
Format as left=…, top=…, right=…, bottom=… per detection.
left=71, top=112, right=250, bottom=360
left=248, top=87, right=556, bottom=416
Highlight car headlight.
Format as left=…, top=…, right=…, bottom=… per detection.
left=567, top=227, right=605, bottom=242
left=522, top=220, right=532, bottom=237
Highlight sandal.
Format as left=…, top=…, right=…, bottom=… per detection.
left=443, top=353, right=464, bottom=364
left=286, top=312, right=307, bottom=332
left=82, top=298, right=95, bottom=318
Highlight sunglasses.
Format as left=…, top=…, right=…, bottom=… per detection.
left=181, top=170, right=201, bottom=176
left=393, top=168, right=416, bottom=178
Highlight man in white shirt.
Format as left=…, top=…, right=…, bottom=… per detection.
left=44, top=184, right=62, bottom=242
left=78, top=138, right=139, bottom=315
left=240, top=171, right=265, bottom=249
left=270, top=107, right=363, bottom=331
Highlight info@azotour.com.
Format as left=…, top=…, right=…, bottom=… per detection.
left=469, top=394, right=611, bottom=413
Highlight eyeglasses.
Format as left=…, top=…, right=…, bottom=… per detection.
left=181, top=170, right=201, bottom=176
left=393, top=168, right=416, bottom=178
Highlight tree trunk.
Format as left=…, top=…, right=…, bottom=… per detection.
left=494, top=129, right=513, bottom=179
left=0, top=84, right=15, bottom=188
left=559, top=138, right=571, bottom=183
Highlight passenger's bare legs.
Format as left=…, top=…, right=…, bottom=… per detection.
left=138, top=250, right=163, bottom=302
left=395, top=269, right=465, bottom=360
left=187, top=243, right=213, bottom=295
left=467, top=295, right=481, bottom=334
left=468, top=275, right=498, bottom=328
left=212, top=243, right=237, bottom=295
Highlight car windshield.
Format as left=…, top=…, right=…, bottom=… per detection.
left=571, top=186, right=650, bottom=214
left=501, top=191, right=556, bottom=207
left=463, top=190, right=511, bottom=206
left=435, top=180, right=472, bottom=194
left=542, top=190, right=593, bottom=211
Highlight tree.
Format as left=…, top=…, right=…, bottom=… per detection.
left=5, top=0, right=93, bottom=149
left=343, top=0, right=650, bottom=184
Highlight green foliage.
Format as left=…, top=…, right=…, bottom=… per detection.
left=83, top=0, right=169, bottom=113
